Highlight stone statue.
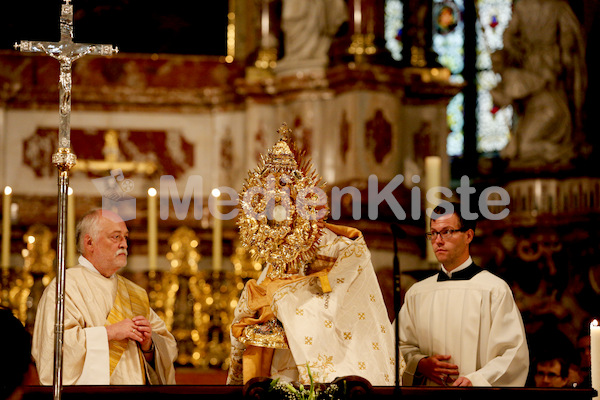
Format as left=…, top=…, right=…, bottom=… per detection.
left=275, top=0, right=347, bottom=75
left=490, top=0, right=587, bottom=170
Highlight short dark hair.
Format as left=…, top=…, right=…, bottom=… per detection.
left=0, top=308, right=32, bottom=399
left=535, top=353, right=571, bottom=378
left=431, top=201, right=477, bottom=232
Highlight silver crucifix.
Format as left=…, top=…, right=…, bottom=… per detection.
left=15, top=0, right=118, bottom=152
left=14, top=2, right=118, bottom=400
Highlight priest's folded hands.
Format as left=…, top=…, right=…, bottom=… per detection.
left=31, top=209, right=178, bottom=385
left=417, top=354, right=473, bottom=386
left=105, top=316, right=154, bottom=352
left=133, top=315, right=154, bottom=352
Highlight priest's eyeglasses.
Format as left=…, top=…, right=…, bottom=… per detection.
left=425, top=228, right=466, bottom=241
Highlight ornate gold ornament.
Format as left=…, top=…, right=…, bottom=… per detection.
left=149, top=226, right=244, bottom=369
left=237, top=123, right=329, bottom=279
left=240, top=318, right=289, bottom=349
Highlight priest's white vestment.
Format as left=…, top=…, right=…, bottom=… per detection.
left=399, top=266, right=529, bottom=386
left=227, top=225, right=404, bottom=386
left=32, top=257, right=178, bottom=385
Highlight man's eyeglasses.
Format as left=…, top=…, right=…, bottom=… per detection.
left=535, top=371, right=562, bottom=379
left=425, top=228, right=467, bottom=241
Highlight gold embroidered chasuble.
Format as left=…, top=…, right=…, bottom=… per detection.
left=106, top=276, right=150, bottom=381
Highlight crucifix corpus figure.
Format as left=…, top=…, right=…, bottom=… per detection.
left=15, top=0, right=119, bottom=153
left=14, top=1, right=119, bottom=399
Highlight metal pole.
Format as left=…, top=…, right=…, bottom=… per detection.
left=52, top=150, right=76, bottom=400
left=53, top=171, right=68, bottom=400
left=14, top=3, right=117, bottom=398
left=391, top=224, right=405, bottom=393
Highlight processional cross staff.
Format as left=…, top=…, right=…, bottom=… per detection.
left=14, top=1, right=118, bottom=399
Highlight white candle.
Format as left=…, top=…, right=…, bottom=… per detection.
left=354, top=0, right=362, bottom=34
left=2, top=186, right=12, bottom=268
left=67, top=187, right=76, bottom=267
left=261, top=0, right=269, bottom=44
left=425, top=156, right=442, bottom=201
left=148, top=188, right=158, bottom=272
left=425, top=156, right=442, bottom=263
left=211, top=188, right=223, bottom=272
left=591, top=320, right=600, bottom=397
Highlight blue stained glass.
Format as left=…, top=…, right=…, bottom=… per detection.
left=385, top=0, right=403, bottom=61
left=447, top=93, right=465, bottom=157
left=384, top=0, right=514, bottom=158
left=433, top=0, right=465, bottom=76
left=433, top=0, right=465, bottom=156
left=476, top=0, right=513, bottom=153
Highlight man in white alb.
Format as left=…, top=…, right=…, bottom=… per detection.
left=399, top=201, right=529, bottom=386
left=32, top=209, right=177, bottom=385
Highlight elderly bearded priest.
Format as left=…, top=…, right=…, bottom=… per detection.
left=399, top=202, right=529, bottom=386
left=32, top=209, right=177, bottom=385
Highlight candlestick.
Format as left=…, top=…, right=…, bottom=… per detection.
left=2, top=186, right=12, bottom=268
left=67, top=187, right=76, bottom=267
left=148, top=188, right=158, bottom=272
left=425, top=156, right=442, bottom=264
left=211, top=189, right=223, bottom=272
left=591, top=320, right=600, bottom=397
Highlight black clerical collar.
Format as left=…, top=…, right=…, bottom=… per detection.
left=437, top=263, right=482, bottom=281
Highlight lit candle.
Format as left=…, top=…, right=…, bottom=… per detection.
left=148, top=188, right=158, bottom=272
left=2, top=186, right=12, bottom=268
left=591, top=320, right=600, bottom=397
left=425, top=156, right=442, bottom=263
left=261, top=0, right=269, bottom=44
left=354, top=0, right=362, bottom=34
left=534, top=179, right=542, bottom=213
left=211, top=188, right=223, bottom=272
left=67, top=187, right=76, bottom=267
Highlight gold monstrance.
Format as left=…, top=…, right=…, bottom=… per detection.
left=14, top=1, right=118, bottom=399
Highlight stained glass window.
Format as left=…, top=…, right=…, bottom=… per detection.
left=385, top=0, right=404, bottom=62
left=385, top=0, right=514, bottom=158
left=433, top=0, right=465, bottom=78
left=475, top=0, right=513, bottom=154
left=447, top=93, right=465, bottom=156
left=432, top=0, right=465, bottom=157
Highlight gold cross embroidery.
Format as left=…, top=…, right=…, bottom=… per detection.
left=305, top=336, right=313, bottom=345
left=74, top=130, right=157, bottom=175
left=344, top=332, right=352, bottom=340
left=358, top=312, right=365, bottom=320
left=372, top=342, right=380, bottom=350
